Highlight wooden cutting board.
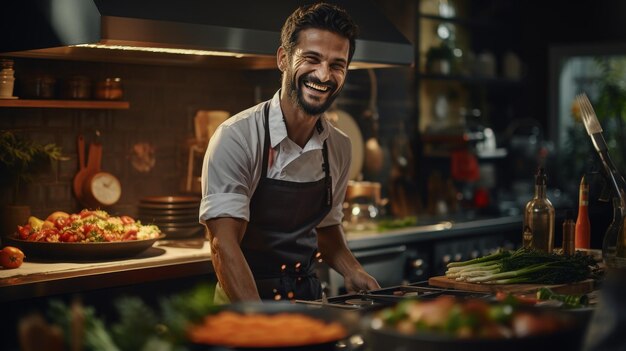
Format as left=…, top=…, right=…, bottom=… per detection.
left=428, top=276, right=595, bottom=295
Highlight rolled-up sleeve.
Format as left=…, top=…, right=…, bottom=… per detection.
left=199, top=120, right=255, bottom=223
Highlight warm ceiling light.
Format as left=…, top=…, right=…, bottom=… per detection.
left=72, top=44, right=246, bottom=58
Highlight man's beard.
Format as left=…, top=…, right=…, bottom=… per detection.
left=286, top=73, right=341, bottom=116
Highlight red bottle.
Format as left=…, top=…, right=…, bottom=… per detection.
left=575, top=175, right=591, bottom=249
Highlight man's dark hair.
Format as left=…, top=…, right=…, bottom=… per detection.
left=281, top=2, right=359, bottom=63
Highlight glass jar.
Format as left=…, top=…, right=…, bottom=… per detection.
left=0, top=59, right=15, bottom=98
left=94, top=77, right=123, bottom=100
left=21, top=74, right=56, bottom=99
left=61, top=75, right=91, bottom=99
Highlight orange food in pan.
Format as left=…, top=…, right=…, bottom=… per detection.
left=188, top=311, right=347, bottom=347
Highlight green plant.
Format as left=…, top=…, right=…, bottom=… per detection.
left=0, top=130, right=61, bottom=204
left=559, top=57, right=626, bottom=191
left=592, top=58, right=626, bottom=174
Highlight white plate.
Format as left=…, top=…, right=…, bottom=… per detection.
left=328, top=109, right=364, bottom=180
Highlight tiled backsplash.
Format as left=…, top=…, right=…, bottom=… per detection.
left=0, top=57, right=414, bottom=220
left=0, top=58, right=281, bottom=219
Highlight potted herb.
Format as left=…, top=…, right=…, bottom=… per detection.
left=0, top=130, right=61, bottom=236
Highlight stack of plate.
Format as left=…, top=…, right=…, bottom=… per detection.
left=137, top=196, right=204, bottom=239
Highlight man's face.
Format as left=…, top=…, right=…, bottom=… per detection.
left=281, top=28, right=350, bottom=116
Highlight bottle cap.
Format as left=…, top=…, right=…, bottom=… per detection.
left=535, top=167, right=547, bottom=185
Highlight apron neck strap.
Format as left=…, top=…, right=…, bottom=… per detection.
left=261, top=102, right=331, bottom=186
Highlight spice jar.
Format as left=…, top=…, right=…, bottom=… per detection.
left=20, top=74, right=56, bottom=99
left=95, top=77, right=123, bottom=100
left=61, top=75, right=91, bottom=99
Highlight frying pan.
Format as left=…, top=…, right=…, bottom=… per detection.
left=188, top=302, right=362, bottom=351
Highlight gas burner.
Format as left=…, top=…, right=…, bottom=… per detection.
left=297, top=281, right=492, bottom=310
left=344, top=298, right=375, bottom=306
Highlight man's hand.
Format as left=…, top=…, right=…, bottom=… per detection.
left=343, top=268, right=380, bottom=294
left=317, top=225, right=381, bottom=292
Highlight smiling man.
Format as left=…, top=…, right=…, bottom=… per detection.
left=200, top=2, right=380, bottom=303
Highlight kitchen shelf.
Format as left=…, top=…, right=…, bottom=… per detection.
left=0, top=99, right=130, bottom=109
left=418, top=73, right=523, bottom=87
left=418, top=13, right=494, bottom=28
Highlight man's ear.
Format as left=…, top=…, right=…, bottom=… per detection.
left=277, top=47, right=287, bottom=72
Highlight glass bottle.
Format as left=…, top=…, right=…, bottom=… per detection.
left=602, top=197, right=622, bottom=265
left=0, top=59, right=15, bottom=98
left=575, top=175, right=591, bottom=249
left=523, top=167, right=555, bottom=253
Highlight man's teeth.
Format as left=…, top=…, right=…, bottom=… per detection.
left=304, top=81, right=329, bottom=92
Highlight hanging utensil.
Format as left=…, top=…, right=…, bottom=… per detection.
left=73, top=135, right=88, bottom=199
left=363, top=69, right=384, bottom=176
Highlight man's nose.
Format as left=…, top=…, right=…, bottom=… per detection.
left=316, top=62, right=331, bottom=82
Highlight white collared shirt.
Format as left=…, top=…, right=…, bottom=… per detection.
left=199, top=91, right=351, bottom=228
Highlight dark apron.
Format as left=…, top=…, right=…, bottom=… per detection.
left=239, top=102, right=332, bottom=301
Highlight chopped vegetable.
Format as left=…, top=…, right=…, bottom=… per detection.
left=536, top=287, right=588, bottom=308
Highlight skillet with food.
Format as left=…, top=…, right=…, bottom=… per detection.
left=187, top=301, right=361, bottom=351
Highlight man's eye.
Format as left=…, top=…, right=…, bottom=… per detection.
left=305, top=56, right=320, bottom=63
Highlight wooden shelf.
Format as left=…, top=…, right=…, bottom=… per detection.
left=418, top=13, right=495, bottom=28
left=418, top=73, right=523, bottom=87
left=0, top=99, right=130, bottom=109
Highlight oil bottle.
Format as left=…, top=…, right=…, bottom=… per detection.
left=523, top=167, right=555, bottom=253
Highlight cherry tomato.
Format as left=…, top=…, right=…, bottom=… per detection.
left=120, top=216, right=135, bottom=225
left=54, top=216, right=68, bottom=230
left=123, top=229, right=137, bottom=241
left=79, top=209, right=93, bottom=218
left=0, top=246, right=25, bottom=269
left=17, top=225, right=32, bottom=240
left=29, top=228, right=59, bottom=242
left=82, top=224, right=95, bottom=235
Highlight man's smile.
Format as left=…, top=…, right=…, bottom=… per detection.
left=303, top=80, right=330, bottom=92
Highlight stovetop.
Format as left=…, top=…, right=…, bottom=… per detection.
left=307, top=281, right=491, bottom=311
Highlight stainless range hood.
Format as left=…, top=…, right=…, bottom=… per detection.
left=1, top=0, right=413, bottom=69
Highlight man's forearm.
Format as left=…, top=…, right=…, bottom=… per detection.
left=206, top=218, right=261, bottom=302
left=317, top=225, right=363, bottom=275
left=211, top=237, right=261, bottom=302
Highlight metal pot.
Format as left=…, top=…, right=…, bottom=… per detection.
left=345, top=181, right=382, bottom=205
left=344, top=181, right=387, bottom=232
